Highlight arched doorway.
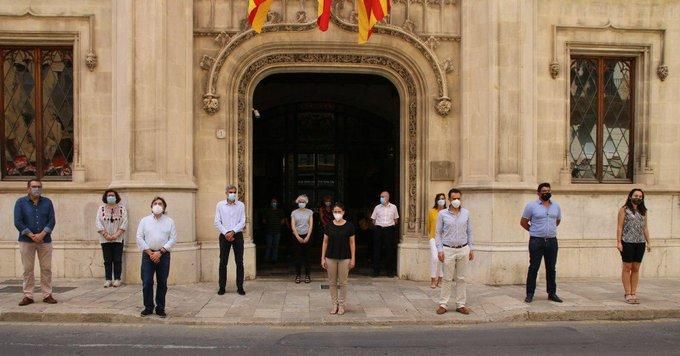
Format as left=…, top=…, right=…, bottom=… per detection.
left=252, top=73, right=400, bottom=277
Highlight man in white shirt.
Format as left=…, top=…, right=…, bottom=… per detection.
left=370, top=191, right=399, bottom=277
left=214, top=184, right=247, bottom=295
left=136, top=197, right=177, bottom=318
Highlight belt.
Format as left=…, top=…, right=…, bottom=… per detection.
left=530, top=236, right=556, bottom=239
left=443, top=243, right=468, bottom=249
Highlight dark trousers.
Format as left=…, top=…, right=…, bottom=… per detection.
left=219, top=232, right=244, bottom=291
left=294, top=234, right=311, bottom=276
left=526, top=237, right=558, bottom=297
left=373, top=226, right=398, bottom=275
left=141, top=252, right=170, bottom=312
left=101, top=242, right=124, bottom=280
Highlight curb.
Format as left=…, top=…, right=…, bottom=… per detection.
left=1, top=308, right=679, bottom=327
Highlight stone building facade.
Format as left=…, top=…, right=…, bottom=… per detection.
left=0, top=0, right=678, bottom=285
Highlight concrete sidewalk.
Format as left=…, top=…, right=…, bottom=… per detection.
left=1, top=277, right=679, bottom=326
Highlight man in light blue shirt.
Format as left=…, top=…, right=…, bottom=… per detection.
left=435, top=188, right=474, bottom=315
left=214, top=184, right=247, bottom=296
left=520, top=182, right=563, bottom=303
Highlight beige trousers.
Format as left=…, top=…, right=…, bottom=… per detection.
left=19, top=241, right=53, bottom=299
left=326, top=258, right=350, bottom=306
left=438, top=245, right=470, bottom=309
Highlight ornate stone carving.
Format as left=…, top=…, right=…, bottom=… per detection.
left=235, top=53, right=420, bottom=231
left=267, top=11, right=283, bottom=24
left=239, top=18, right=248, bottom=31
left=295, top=10, right=307, bottom=23
left=426, top=0, right=456, bottom=5
left=657, top=64, right=669, bottom=81
left=199, top=55, right=215, bottom=70
left=549, top=59, right=560, bottom=79
left=215, top=31, right=230, bottom=46
left=402, top=19, right=416, bottom=33
left=85, top=49, right=97, bottom=71
left=202, top=93, right=220, bottom=114
left=435, top=97, right=451, bottom=117
left=441, top=58, right=454, bottom=73
left=425, top=35, right=439, bottom=50
left=348, top=10, right=358, bottom=24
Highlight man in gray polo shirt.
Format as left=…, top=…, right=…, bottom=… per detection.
left=520, top=182, right=563, bottom=303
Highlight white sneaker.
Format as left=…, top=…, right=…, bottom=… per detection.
left=104, top=280, right=112, bottom=288
left=112, top=280, right=122, bottom=288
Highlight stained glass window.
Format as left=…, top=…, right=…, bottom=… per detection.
left=1, top=47, right=73, bottom=179
left=569, top=57, right=634, bottom=182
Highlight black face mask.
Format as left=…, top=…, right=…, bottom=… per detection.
left=540, top=193, right=552, bottom=201
left=631, top=198, right=643, bottom=205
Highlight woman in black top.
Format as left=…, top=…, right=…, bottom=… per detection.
left=321, top=203, right=356, bottom=315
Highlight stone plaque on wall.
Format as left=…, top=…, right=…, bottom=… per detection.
left=430, top=161, right=455, bottom=181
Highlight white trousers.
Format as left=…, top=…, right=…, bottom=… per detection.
left=438, top=245, right=470, bottom=309
left=429, top=239, right=444, bottom=278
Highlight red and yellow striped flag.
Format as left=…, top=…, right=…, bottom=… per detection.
left=317, top=0, right=332, bottom=31
left=358, top=0, right=390, bottom=43
left=248, top=0, right=274, bottom=33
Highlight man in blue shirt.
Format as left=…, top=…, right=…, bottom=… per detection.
left=520, top=182, right=563, bottom=303
left=13, top=179, right=57, bottom=306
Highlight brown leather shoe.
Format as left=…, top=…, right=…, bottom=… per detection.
left=455, top=306, right=471, bottom=315
left=18, top=297, right=34, bottom=306
left=42, top=295, right=58, bottom=304
left=436, top=306, right=447, bottom=315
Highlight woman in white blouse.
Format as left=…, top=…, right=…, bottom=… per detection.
left=96, top=189, right=128, bottom=288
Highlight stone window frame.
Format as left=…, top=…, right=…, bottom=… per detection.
left=0, top=44, right=75, bottom=181
left=563, top=42, right=655, bottom=185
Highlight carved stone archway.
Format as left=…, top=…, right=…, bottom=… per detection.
left=235, top=52, right=422, bottom=232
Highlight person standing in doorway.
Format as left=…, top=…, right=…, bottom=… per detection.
left=321, top=203, right=356, bottom=315
left=136, top=197, right=176, bottom=318
left=427, top=193, right=446, bottom=288
left=262, top=197, right=285, bottom=264
left=435, top=188, right=474, bottom=315
left=318, top=195, right=334, bottom=229
left=291, top=194, right=314, bottom=283
left=214, top=184, right=247, bottom=295
left=520, top=182, right=563, bottom=303
left=95, top=189, right=128, bottom=288
left=617, top=188, right=651, bottom=304
left=370, top=191, right=399, bottom=277
left=14, top=179, right=58, bottom=306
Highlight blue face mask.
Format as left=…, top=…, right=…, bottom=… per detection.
left=227, top=193, right=237, bottom=202
left=106, top=196, right=117, bottom=205
left=271, top=202, right=278, bottom=208
left=380, top=197, right=386, bottom=204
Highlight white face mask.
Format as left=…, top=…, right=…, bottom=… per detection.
left=450, top=199, right=461, bottom=209
left=152, top=205, right=164, bottom=215
left=298, top=203, right=306, bottom=209
left=333, top=213, right=343, bottom=221
left=324, top=201, right=332, bottom=207
left=437, top=199, right=446, bottom=207
left=227, top=193, right=237, bottom=202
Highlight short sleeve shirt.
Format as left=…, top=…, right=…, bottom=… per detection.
left=324, top=222, right=355, bottom=259
left=291, top=208, right=313, bottom=235
left=522, top=200, right=562, bottom=238
left=371, top=203, right=399, bottom=227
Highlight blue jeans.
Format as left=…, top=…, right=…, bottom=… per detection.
left=141, top=252, right=170, bottom=312
left=526, top=237, right=558, bottom=297
left=265, top=232, right=281, bottom=262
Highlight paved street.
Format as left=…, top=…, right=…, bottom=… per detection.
left=1, top=277, right=680, bottom=326
left=0, top=320, right=678, bottom=355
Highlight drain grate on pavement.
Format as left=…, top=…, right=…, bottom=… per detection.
left=0, top=286, right=77, bottom=293
left=320, top=284, right=329, bottom=290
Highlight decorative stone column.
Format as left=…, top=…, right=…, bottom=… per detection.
left=111, top=0, right=199, bottom=284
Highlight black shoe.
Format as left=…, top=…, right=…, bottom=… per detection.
left=524, top=295, right=533, bottom=303
left=218, top=288, right=225, bottom=295
left=237, top=289, right=246, bottom=296
left=140, top=309, right=153, bottom=317
left=548, top=294, right=563, bottom=303
left=156, top=310, right=167, bottom=318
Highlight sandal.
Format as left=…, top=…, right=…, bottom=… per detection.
left=304, top=275, right=311, bottom=283
left=330, top=304, right=339, bottom=314
left=624, top=294, right=635, bottom=304
left=631, top=294, right=640, bottom=304
left=337, top=306, right=345, bottom=315
left=430, top=278, right=437, bottom=289
left=295, top=275, right=301, bottom=284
